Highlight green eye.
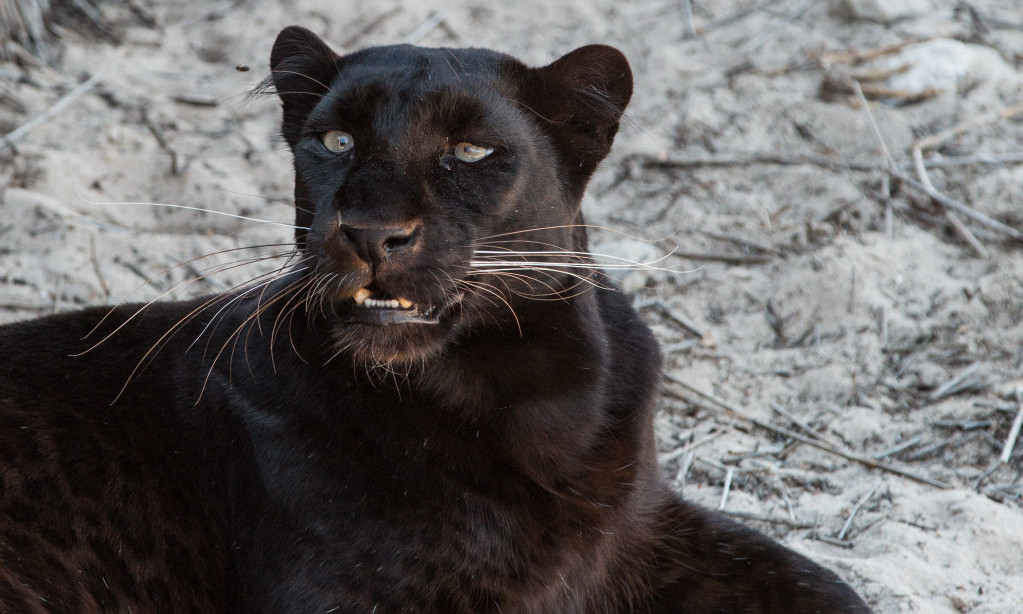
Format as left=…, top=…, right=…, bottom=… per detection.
left=322, top=130, right=354, bottom=153
left=453, top=142, right=493, bottom=163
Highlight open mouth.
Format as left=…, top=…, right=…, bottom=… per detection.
left=345, top=287, right=446, bottom=325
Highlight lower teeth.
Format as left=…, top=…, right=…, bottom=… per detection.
left=355, top=297, right=418, bottom=311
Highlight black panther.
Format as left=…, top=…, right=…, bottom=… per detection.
left=0, top=26, right=872, bottom=613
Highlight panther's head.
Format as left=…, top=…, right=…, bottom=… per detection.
left=269, top=26, right=632, bottom=364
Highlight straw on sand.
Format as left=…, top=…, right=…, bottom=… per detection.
left=1, top=0, right=52, bottom=55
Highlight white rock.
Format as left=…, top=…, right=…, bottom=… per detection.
left=880, top=39, right=1017, bottom=94
left=830, top=0, right=932, bottom=23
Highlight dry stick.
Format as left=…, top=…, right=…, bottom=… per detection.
left=881, top=173, right=894, bottom=239
left=973, top=459, right=1002, bottom=489
left=0, top=73, right=103, bottom=151
left=88, top=235, right=110, bottom=298
left=852, top=82, right=894, bottom=165
left=873, top=434, right=923, bottom=460
left=815, top=534, right=854, bottom=548
left=637, top=150, right=1023, bottom=176
left=911, top=146, right=987, bottom=257
left=1000, top=403, right=1023, bottom=464
left=912, top=146, right=987, bottom=257
left=69, top=0, right=112, bottom=35
left=923, top=151, right=1023, bottom=168
left=653, top=303, right=706, bottom=339
left=836, top=483, right=880, bottom=541
left=908, top=103, right=1023, bottom=253
left=718, top=467, right=735, bottom=511
left=852, top=83, right=1023, bottom=244
left=674, top=250, right=770, bottom=265
left=895, top=172, right=1023, bottom=242
left=696, top=229, right=781, bottom=256
left=742, top=0, right=815, bottom=52
left=700, top=0, right=769, bottom=33
left=914, top=103, right=1023, bottom=152
left=404, top=11, right=447, bottom=45
left=662, top=339, right=699, bottom=355
left=943, top=208, right=987, bottom=256
left=879, top=304, right=889, bottom=348
left=928, top=363, right=981, bottom=401
left=680, top=0, right=696, bottom=38
left=719, top=509, right=815, bottom=529
left=820, top=37, right=928, bottom=67
left=678, top=451, right=696, bottom=490
left=342, top=7, right=402, bottom=48
left=769, top=402, right=842, bottom=449
left=635, top=152, right=878, bottom=172
left=0, top=299, right=50, bottom=310
left=171, top=94, right=218, bottom=107
left=664, top=373, right=951, bottom=489
left=143, top=111, right=179, bottom=176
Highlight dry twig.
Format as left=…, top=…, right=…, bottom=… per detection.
left=664, top=373, right=951, bottom=489
left=404, top=12, right=449, bottom=45
left=873, top=435, right=923, bottom=460
left=915, top=103, right=1023, bottom=153
left=1000, top=403, right=1023, bottom=464
left=852, top=83, right=1023, bottom=245
left=720, top=509, right=815, bottom=529
left=819, top=38, right=928, bottom=67
left=143, top=111, right=180, bottom=176
left=718, top=468, right=735, bottom=511
left=633, top=152, right=877, bottom=173
left=837, top=483, right=880, bottom=541
left=0, top=73, right=103, bottom=152
left=929, top=363, right=982, bottom=401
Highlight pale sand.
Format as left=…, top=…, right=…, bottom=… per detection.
left=1, top=1, right=1021, bottom=611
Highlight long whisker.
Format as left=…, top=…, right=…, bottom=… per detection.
left=473, top=249, right=675, bottom=264
left=77, top=251, right=300, bottom=354
left=481, top=270, right=598, bottom=301
left=82, top=243, right=299, bottom=340
left=470, top=261, right=679, bottom=274
left=188, top=259, right=314, bottom=355
left=467, top=266, right=611, bottom=289
left=202, top=273, right=319, bottom=399
left=76, top=194, right=308, bottom=230
left=129, top=262, right=313, bottom=378
left=476, top=224, right=676, bottom=243
left=456, top=279, right=522, bottom=336
left=233, top=272, right=317, bottom=380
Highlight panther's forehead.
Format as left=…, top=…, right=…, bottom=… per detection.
left=337, top=44, right=515, bottom=88
left=307, top=47, right=526, bottom=153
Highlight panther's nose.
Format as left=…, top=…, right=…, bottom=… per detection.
left=339, top=223, right=420, bottom=265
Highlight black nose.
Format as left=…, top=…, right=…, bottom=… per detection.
left=340, top=223, right=419, bottom=264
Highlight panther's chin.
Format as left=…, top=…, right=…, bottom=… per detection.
left=332, top=288, right=464, bottom=327
left=328, top=298, right=464, bottom=366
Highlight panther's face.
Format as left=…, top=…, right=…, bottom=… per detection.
left=269, top=27, right=631, bottom=364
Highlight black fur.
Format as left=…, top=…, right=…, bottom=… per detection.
left=0, top=27, right=872, bottom=613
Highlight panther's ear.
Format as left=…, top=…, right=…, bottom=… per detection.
left=270, top=26, right=342, bottom=147
left=520, top=45, right=633, bottom=197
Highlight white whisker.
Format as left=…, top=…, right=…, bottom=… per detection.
left=76, top=193, right=308, bottom=230
left=469, top=260, right=680, bottom=273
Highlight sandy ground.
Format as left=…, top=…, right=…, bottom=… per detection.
left=2, top=0, right=1023, bottom=611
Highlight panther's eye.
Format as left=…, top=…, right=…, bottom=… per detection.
left=453, top=142, right=493, bottom=163
left=322, top=130, right=354, bottom=154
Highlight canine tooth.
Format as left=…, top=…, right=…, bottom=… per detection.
left=353, top=288, right=371, bottom=305
left=397, top=298, right=413, bottom=309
